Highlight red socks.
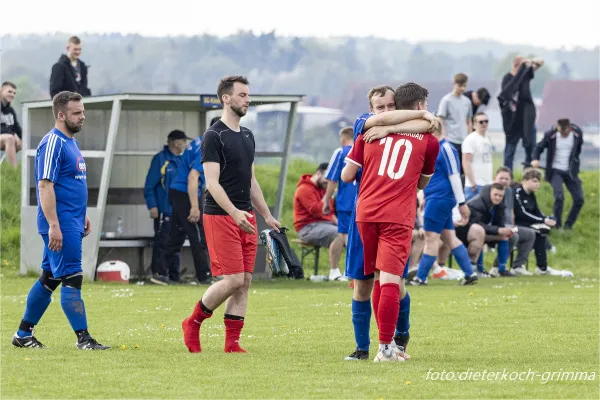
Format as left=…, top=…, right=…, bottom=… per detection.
left=377, top=283, right=400, bottom=344
left=224, top=319, right=246, bottom=353
left=182, top=301, right=212, bottom=353
left=372, top=280, right=381, bottom=328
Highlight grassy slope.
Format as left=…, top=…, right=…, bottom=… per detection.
left=1, top=162, right=599, bottom=399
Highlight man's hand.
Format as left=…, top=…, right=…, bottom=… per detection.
left=232, top=209, right=256, bottom=234
left=265, top=214, right=281, bottom=233
left=322, top=200, right=331, bottom=215
left=531, top=160, right=540, bottom=168
left=149, top=207, right=159, bottom=219
left=48, top=223, right=63, bottom=252
left=423, top=111, right=438, bottom=131
left=363, top=126, right=390, bottom=143
left=544, top=218, right=556, bottom=227
left=498, top=227, right=513, bottom=238
left=84, top=216, right=92, bottom=237
left=188, top=206, right=200, bottom=223
left=418, top=227, right=425, bottom=239
left=459, top=204, right=471, bottom=222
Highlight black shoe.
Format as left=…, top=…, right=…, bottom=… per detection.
left=409, top=277, right=427, bottom=286
left=499, top=270, right=517, bottom=277
left=459, top=274, right=479, bottom=285
left=393, top=333, right=410, bottom=350
left=12, top=332, right=46, bottom=348
left=76, top=331, right=111, bottom=350
left=150, top=274, right=170, bottom=286
left=344, top=349, right=369, bottom=360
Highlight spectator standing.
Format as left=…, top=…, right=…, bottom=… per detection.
left=50, top=36, right=92, bottom=98
left=462, top=112, right=494, bottom=200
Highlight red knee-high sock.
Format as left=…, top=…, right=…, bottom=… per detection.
left=182, top=300, right=212, bottom=353
left=372, top=280, right=382, bottom=328
left=224, top=319, right=246, bottom=353
left=377, top=283, right=400, bottom=344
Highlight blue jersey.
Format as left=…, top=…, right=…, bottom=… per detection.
left=423, top=138, right=461, bottom=201
left=143, top=145, right=181, bottom=216
left=170, top=137, right=205, bottom=196
left=325, top=145, right=356, bottom=213
left=35, top=128, right=87, bottom=234
left=351, top=113, right=374, bottom=188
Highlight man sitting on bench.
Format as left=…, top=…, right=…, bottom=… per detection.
left=293, top=163, right=347, bottom=281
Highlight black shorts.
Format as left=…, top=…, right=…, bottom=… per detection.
left=455, top=222, right=471, bottom=246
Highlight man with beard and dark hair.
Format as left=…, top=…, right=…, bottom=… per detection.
left=12, top=91, right=109, bottom=350
left=181, top=75, right=280, bottom=353
left=293, top=162, right=347, bottom=281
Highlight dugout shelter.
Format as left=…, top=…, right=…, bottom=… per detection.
left=20, top=93, right=303, bottom=281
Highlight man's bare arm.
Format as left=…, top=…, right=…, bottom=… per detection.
left=438, top=116, right=446, bottom=137
left=462, top=153, right=476, bottom=188
left=417, top=175, right=432, bottom=190
left=38, top=180, right=60, bottom=227
left=187, top=169, right=201, bottom=210
left=363, top=110, right=427, bottom=130
left=341, top=163, right=360, bottom=183
left=204, top=162, right=237, bottom=216
left=323, top=180, right=337, bottom=208
left=250, top=164, right=272, bottom=219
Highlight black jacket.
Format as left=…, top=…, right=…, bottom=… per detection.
left=466, top=185, right=506, bottom=235
left=498, top=64, right=534, bottom=133
left=513, top=184, right=545, bottom=227
left=49, top=54, right=92, bottom=98
left=533, top=123, right=583, bottom=181
left=0, top=101, right=22, bottom=138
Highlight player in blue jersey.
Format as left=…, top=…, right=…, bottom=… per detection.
left=12, top=91, right=109, bottom=350
left=322, top=127, right=357, bottom=244
left=161, top=129, right=214, bottom=285
left=342, top=85, right=438, bottom=361
left=408, top=127, right=479, bottom=286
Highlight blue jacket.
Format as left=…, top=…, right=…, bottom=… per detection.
left=144, top=145, right=181, bottom=216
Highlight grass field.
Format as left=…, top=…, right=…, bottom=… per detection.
left=1, top=162, right=599, bottom=399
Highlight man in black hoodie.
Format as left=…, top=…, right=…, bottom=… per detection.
left=514, top=168, right=573, bottom=277
left=0, top=81, right=22, bottom=167
left=49, top=36, right=92, bottom=99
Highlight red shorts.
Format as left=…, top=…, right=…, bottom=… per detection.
left=356, top=222, right=412, bottom=277
left=203, top=212, right=258, bottom=276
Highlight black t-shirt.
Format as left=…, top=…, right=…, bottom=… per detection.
left=463, top=91, right=478, bottom=116
left=201, top=120, right=255, bottom=215
left=502, top=67, right=535, bottom=104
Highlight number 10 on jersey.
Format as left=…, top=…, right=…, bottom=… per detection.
left=378, top=137, right=413, bottom=180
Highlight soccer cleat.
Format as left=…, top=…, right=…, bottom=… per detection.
left=374, top=344, right=403, bottom=362
left=512, top=266, right=533, bottom=276
left=393, top=333, right=410, bottom=352
left=409, top=276, right=427, bottom=286
left=459, top=274, right=478, bottom=285
left=431, top=265, right=449, bottom=280
left=392, top=344, right=411, bottom=360
left=260, top=229, right=288, bottom=275
left=12, top=331, right=46, bottom=348
left=405, top=267, right=419, bottom=282
left=499, top=270, right=517, bottom=277
left=536, top=266, right=563, bottom=276
left=76, top=332, right=111, bottom=350
left=344, top=349, right=369, bottom=361
left=182, top=317, right=202, bottom=353
left=150, top=274, right=170, bottom=286
left=477, top=270, right=492, bottom=278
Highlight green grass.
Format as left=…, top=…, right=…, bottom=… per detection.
left=1, top=162, right=599, bottom=399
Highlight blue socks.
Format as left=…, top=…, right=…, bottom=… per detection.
left=416, top=254, right=437, bottom=282
left=351, top=299, right=371, bottom=351
left=497, top=240, right=509, bottom=272
left=60, top=287, right=88, bottom=332
left=451, top=245, right=474, bottom=277
left=477, top=252, right=485, bottom=272
left=17, top=280, right=53, bottom=338
left=395, top=293, right=411, bottom=337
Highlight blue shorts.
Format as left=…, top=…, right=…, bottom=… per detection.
left=337, top=211, right=352, bottom=234
left=41, top=231, right=84, bottom=278
left=344, top=207, right=374, bottom=280
left=423, top=198, right=456, bottom=234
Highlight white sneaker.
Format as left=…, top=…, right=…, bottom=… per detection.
left=560, top=269, right=574, bottom=278
left=443, top=267, right=465, bottom=280
left=512, top=266, right=533, bottom=276
left=374, top=343, right=402, bottom=362
left=489, top=267, right=499, bottom=277
left=536, top=266, right=563, bottom=276
left=329, top=270, right=348, bottom=281
left=391, top=341, right=411, bottom=360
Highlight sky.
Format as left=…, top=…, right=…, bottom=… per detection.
left=2, top=0, right=598, bottom=50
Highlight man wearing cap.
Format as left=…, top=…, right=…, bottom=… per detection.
left=162, top=130, right=214, bottom=285
left=144, top=130, right=189, bottom=285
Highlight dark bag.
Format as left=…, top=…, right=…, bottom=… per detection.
left=269, top=228, right=304, bottom=279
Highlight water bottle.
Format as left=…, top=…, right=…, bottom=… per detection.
left=309, top=275, right=329, bottom=282
left=117, top=217, right=124, bottom=237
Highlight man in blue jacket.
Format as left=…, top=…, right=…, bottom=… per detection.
left=144, top=130, right=189, bottom=284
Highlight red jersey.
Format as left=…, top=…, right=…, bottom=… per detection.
left=346, top=133, right=439, bottom=227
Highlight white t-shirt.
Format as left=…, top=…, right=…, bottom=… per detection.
left=553, top=133, right=574, bottom=171
left=462, top=131, right=493, bottom=187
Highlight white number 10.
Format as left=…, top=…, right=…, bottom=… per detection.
left=378, top=137, right=412, bottom=180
